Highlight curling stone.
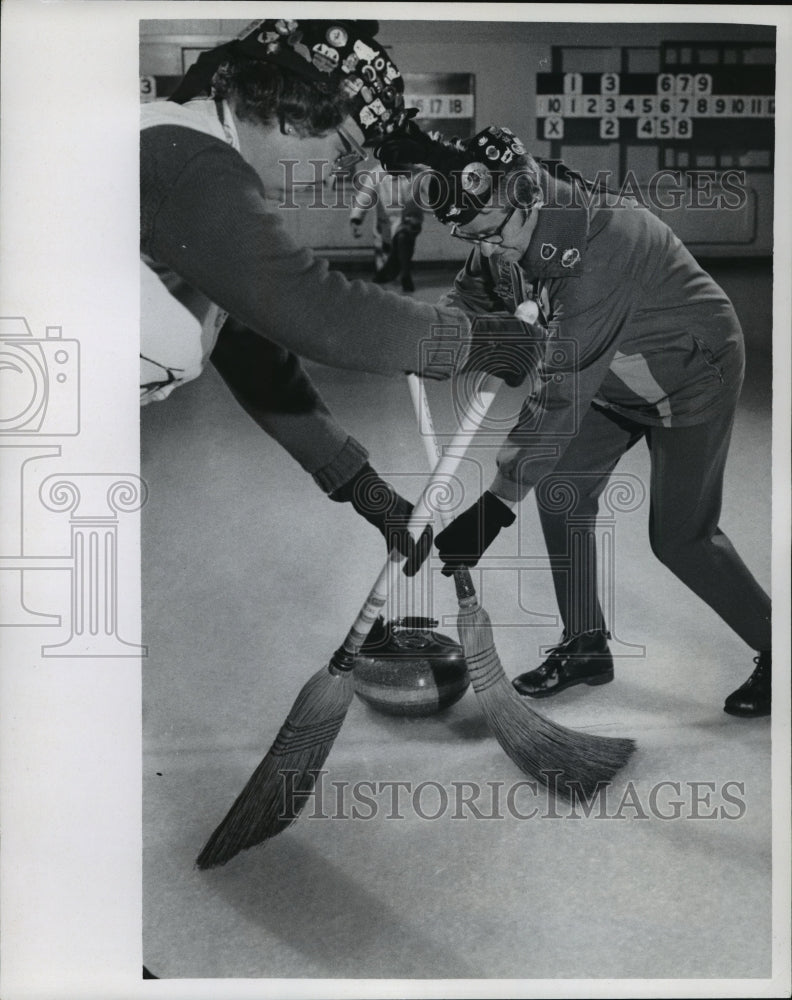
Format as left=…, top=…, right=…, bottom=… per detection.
left=353, top=616, right=470, bottom=717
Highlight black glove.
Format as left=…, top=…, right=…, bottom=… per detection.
left=330, top=463, right=432, bottom=577
left=464, top=315, right=546, bottom=388
left=434, top=491, right=516, bottom=577
left=372, top=119, right=458, bottom=174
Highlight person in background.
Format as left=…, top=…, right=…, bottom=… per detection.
left=350, top=171, right=424, bottom=292
left=349, top=170, right=397, bottom=271
left=141, top=20, right=529, bottom=571
left=377, top=122, right=772, bottom=717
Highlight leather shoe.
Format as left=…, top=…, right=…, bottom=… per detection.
left=372, top=262, right=399, bottom=284
left=513, top=630, right=614, bottom=698
left=724, top=651, right=771, bottom=717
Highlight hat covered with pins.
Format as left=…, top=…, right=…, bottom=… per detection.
left=375, top=122, right=532, bottom=225
left=169, top=18, right=414, bottom=144
left=434, top=125, right=530, bottom=225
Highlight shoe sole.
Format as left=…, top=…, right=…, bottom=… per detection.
left=513, top=669, right=614, bottom=699
left=723, top=705, right=770, bottom=718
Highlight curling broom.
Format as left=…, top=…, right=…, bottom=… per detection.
left=407, top=372, right=636, bottom=799
left=195, top=382, right=499, bottom=869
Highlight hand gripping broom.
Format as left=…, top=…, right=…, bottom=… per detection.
left=406, top=372, right=636, bottom=799
left=195, top=382, right=501, bottom=870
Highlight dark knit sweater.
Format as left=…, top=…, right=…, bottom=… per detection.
left=140, top=125, right=470, bottom=379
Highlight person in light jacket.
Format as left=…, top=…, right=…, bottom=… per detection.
left=378, top=122, right=771, bottom=716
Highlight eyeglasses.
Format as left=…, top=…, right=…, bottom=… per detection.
left=277, top=115, right=367, bottom=173
left=450, top=207, right=519, bottom=245
left=333, top=125, right=367, bottom=172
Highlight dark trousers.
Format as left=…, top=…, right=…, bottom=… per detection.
left=536, top=401, right=771, bottom=651
left=377, top=229, right=417, bottom=281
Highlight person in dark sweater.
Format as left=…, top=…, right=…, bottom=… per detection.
left=140, top=19, right=523, bottom=569
left=377, top=123, right=771, bottom=717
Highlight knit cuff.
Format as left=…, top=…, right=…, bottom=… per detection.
left=418, top=311, right=474, bottom=381
left=483, top=490, right=517, bottom=527
left=312, top=436, right=369, bottom=494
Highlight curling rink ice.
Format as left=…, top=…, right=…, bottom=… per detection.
left=141, top=266, right=772, bottom=981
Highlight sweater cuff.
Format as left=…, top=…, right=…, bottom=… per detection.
left=490, top=472, right=532, bottom=505
left=419, top=310, right=474, bottom=381
left=312, top=436, right=369, bottom=494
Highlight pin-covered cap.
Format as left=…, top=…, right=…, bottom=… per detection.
left=171, top=19, right=412, bottom=143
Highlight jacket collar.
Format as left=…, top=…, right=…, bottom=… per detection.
left=520, top=172, right=590, bottom=278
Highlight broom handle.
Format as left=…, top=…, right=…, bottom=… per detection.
left=387, top=372, right=501, bottom=620
left=406, top=373, right=493, bottom=607
left=336, top=373, right=501, bottom=662
left=406, top=373, right=499, bottom=532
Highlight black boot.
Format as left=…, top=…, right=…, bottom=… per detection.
left=724, top=651, right=771, bottom=717
left=513, top=630, right=614, bottom=698
left=372, top=248, right=400, bottom=284
left=372, top=265, right=397, bottom=284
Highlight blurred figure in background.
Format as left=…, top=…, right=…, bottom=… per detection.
left=350, top=171, right=424, bottom=292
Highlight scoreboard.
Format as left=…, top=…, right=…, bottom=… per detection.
left=538, top=74, right=774, bottom=144
left=537, top=41, right=775, bottom=175
left=402, top=72, right=476, bottom=140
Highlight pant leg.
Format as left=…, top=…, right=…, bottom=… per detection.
left=537, top=405, right=646, bottom=636
left=394, top=229, right=417, bottom=280
left=646, top=406, right=771, bottom=651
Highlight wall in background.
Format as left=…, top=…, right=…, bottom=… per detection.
left=378, top=20, right=775, bottom=260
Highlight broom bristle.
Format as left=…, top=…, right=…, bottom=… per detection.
left=195, top=663, right=354, bottom=870
left=457, top=596, right=636, bottom=798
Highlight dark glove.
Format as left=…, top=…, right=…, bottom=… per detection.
left=372, top=119, right=458, bottom=174
left=434, top=491, right=516, bottom=576
left=464, top=315, right=546, bottom=388
left=330, top=463, right=432, bottom=576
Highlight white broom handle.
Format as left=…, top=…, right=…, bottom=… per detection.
left=342, top=373, right=501, bottom=655
left=384, top=370, right=500, bottom=624
left=406, top=372, right=499, bottom=529
left=398, top=371, right=500, bottom=538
